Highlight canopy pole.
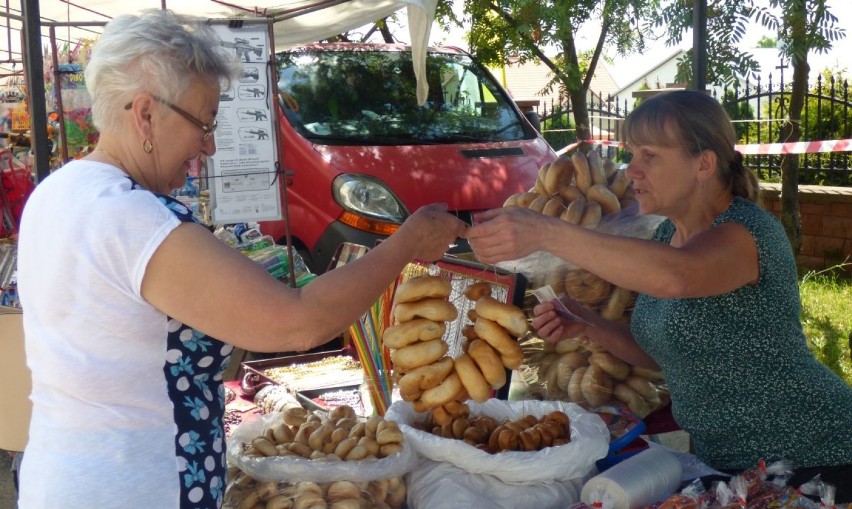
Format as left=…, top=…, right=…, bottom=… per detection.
left=22, top=0, right=51, bottom=182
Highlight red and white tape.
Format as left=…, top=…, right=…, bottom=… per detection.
left=735, top=138, right=852, bottom=155
left=557, top=138, right=852, bottom=156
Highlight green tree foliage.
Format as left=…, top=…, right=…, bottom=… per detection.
left=757, top=36, right=778, bottom=49
left=435, top=0, right=661, bottom=145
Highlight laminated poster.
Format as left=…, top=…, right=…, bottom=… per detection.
left=208, top=22, right=283, bottom=224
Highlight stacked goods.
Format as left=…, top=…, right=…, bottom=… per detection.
left=502, top=149, right=635, bottom=231
left=226, top=405, right=407, bottom=508
left=225, top=477, right=406, bottom=509
left=385, top=276, right=528, bottom=422
left=411, top=401, right=572, bottom=454
left=538, top=341, right=669, bottom=418
left=501, top=148, right=669, bottom=416
left=235, top=406, right=404, bottom=461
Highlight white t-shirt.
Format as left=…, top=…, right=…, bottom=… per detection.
left=17, top=160, right=232, bottom=508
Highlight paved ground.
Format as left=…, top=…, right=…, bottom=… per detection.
left=0, top=452, right=17, bottom=509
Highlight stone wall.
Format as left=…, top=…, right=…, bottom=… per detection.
left=760, top=183, right=852, bottom=273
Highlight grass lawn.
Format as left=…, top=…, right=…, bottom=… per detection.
left=799, top=265, right=852, bottom=385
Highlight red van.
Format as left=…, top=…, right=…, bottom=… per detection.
left=262, top=43, right=556, bottom=273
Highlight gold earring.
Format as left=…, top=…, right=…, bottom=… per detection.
left=143, top=138, right=153, bottom=153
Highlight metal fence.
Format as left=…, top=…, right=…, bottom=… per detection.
left=534, top=66, right=852, bottom=187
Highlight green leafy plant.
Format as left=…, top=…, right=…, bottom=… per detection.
left=799, top=260, right=852, bottom=384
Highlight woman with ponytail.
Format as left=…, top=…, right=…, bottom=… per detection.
left=468, top=90, right=852, bottom=500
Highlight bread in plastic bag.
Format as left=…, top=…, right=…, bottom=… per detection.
left=226, top=410, right=418, bottom=484
left=385, top=398, right=609, bottom=483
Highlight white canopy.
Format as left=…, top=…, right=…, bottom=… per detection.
left=30, top=0, right=438, bottom=103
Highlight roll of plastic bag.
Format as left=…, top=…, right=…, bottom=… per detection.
left=581, top=447, right=683, bottom=509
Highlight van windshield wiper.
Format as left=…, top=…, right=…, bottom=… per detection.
left=306, top=134, right=442, bottom=145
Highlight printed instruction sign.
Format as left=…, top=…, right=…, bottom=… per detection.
left=208, top=22, right=282, bottom=224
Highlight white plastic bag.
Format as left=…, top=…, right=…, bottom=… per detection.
left=226, top=411, right=419, bottom=483
left=385, top=398, right=609, bottom=483
left=407, top=458, right=586, bottom=509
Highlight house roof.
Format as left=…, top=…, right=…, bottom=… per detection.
left=492, top=57, right=621, bottom=107
left=612, top=48, right=688, bottom=96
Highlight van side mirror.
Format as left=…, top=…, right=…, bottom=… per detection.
left=523, top=110, right=541, bottom=133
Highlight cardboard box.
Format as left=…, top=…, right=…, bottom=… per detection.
left=0, top=306, right=30, bottom=451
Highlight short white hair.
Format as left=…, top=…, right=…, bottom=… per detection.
left=84, top=9, right=240, bottom=133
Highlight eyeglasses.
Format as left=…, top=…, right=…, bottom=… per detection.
left=124, top=95, right=217, bottom=143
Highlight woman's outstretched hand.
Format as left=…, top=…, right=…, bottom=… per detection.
left=467, top=207, right=552, bottom=264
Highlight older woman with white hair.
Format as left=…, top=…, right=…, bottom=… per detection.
left=16, top=9, right=466, bottom=508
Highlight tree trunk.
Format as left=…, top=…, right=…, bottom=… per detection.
left=778, top=54, right=809, bottom=255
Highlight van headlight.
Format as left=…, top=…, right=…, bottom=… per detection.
left=332, top=174, right=408, bottom=224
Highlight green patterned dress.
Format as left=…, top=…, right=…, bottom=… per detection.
left=631, top=197, right=852, bottom=471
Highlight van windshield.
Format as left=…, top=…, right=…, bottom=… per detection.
left=276, top=47, right=530, bottom=145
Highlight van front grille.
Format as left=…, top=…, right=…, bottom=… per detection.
left=460, top=147, right=526, bottom=159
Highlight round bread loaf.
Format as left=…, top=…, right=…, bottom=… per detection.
left=467, top=339, right=507, bottom=390
left=394, top=298, right=458, bottom=323
left=383, top=318, right=446, bottom=349
left=473, top=317, right=523, bottom=368
left=421, top=372, right=463, bottom=408
left=454, top=353, right=491, bottom=403
left=390, top=339, right=448, bottom=372
left=394, top=275, right=451, bottom=304
left=475, top=295, right=528, bottom=338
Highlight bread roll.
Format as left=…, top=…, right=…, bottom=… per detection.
left=544, top=155, right=574, bottom=195
left=579, top=201, right=602, bottom=229
left=383, top=318, right=446, bottom=349
left=464, top=281, right=492, bottom=301
left=581, top=364, right=613, bottom=407
left=503, top=192, right=524, bottom=207
left=631, top=366, right=666, bottom=381
left=555, top=352, right=586, bottom=393
left=474, top=317, right=523, bottom=369
left=560, top=194, right=586, bottom=224
left=567, top=366, right=587, bottom=403
left=394, top=275, right=451, bottom=304
left=601, top=286, right=634, bottom=322
left=572, top=151, right=592, bottom=193
left=474, top=295, right=528, bottom=337
left=533, top=164, right=549, bottom=194
left=454, top=353, right=491, bottom=402
left=528, top=195, right=549, bottom=213
left=608, top=168, right=631, bottom=198
left=589, top=351, right=630, bottom=381
left=514, top=192, right=539, bottom=208
left=587, top=183, right=621, bottom=216
left=421, top=372, right=463, bottom=408
left=586, top=149, right=607, bottom=186
left=467, top=339, right=507, bottom=389
left=542, top=197, right=566, bottom=217
left=564, top=269, right=611, bottom=306
left=558, top=184, right=584, bottom=203
left=394, top=298, right=458, bottom=323
left=397, top=356, right=455, bottom=400
left=625, top=374, right=660, bottom=405
left=554, top=338, right=584, bottom=354
left=390, top=339, right=448, bottom=371
left=614, top=383, right=653, bottom=418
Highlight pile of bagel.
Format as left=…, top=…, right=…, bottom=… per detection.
left=501, top=148, right=670, bottom=416
left=503, top=147, right=638, bottom=324
left=537, top=340, right=670, bottom=418
left=385, top=275, right=528, bottom=422
left=227, top=405, right=407, bottom=508
left=411, top=401, right=572, bottom=454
